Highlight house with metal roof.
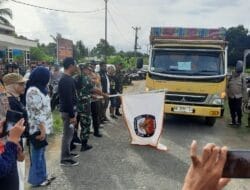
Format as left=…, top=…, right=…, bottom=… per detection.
left=0, top=23, right=37, bottom=65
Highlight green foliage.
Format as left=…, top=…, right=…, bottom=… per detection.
left=41, top=43, right=57, bottom=57
left=52, top=111, right=63, bottom=134
left=30, top=47, right=54, bottom=62
left=226, top=25, right=250, bottom=67
left=107, top=55, right=142, bottom=69
left=107, top=55, right=124, bottom=65
left=13, top=54, right=24, bottom=63
left=73, top=40, right=88, bottom=61
left=91, top=39, right=116, bottom=58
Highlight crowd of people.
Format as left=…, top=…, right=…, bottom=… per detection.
left=0, top=57, right=125, bottom=188
left=0, top=57, right=246, bottom=189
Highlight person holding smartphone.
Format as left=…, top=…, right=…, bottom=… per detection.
left=182, top=140, right=230, bottom=190
left=2, top=73, right=27, bottom=190
left=0, top=119, right=25, bottom=190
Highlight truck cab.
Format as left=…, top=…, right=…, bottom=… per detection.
left=144, top=27, right=228, bottom=126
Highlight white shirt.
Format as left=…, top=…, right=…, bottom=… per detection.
left=105, top=74, right=110, bottom=94
left=26, top=87, right=53, bottom=135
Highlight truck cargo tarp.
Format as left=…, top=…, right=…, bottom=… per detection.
left=150, top=27, right=226, bottom=43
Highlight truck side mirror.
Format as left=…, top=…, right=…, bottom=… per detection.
left=136, top=58, right=143, bottom=69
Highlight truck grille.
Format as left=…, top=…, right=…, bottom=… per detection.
left=166, top=93, right=207, bottom=103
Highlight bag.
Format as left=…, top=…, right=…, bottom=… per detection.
left=6, top=109, right=23, bottom=123
left=29, top=131, right=48, bottom=149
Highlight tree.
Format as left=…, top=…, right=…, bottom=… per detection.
left=0, top=0, right=12, bottom=25
left=13, top=54, right=24, bottom=63
left=30, top=47, right=53, bottom=62
left=226, top=25, right=249, bottom=66
left=90, top=39, right=116, bottom=58
left=44, top=43, right=57, bottom=57
left=73, top=40, right=88, bottom=61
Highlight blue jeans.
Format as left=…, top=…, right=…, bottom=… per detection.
left=28, top=145, right=47, bottom=186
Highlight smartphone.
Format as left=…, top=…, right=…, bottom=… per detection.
left=3, top=110, right=23, bottom=133
left=6, top=110, right=23, bottom=123
left=222, top=150, right=250, bottom=178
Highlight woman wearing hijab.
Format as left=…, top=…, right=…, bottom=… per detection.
left=26, top=67, right=54, bottom=187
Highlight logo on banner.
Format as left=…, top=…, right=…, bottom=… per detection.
left=134, top=114, right=156, bottom=137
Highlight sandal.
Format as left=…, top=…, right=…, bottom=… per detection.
left=47, top=176, right=56, bottom=182
left=39, top=179, right=51, bottom=187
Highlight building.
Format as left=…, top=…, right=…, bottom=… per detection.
left=0, top=23, right=37, bottom=65
left=57, top=35, right=73, bottom=62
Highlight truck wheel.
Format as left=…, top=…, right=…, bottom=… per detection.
left=205, top=117, right=216, bottom=127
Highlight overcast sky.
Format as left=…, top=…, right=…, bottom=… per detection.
left=4, top=0, right=250, bottom=53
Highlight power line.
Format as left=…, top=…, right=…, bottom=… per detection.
left=108, top=1, right=132, bottom=27
left=10, top=0, right=105, bottom=14
left=107, top=9, right=131, bottom=44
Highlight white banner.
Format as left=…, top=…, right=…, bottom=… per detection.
left=122, top=91, right=167, bottom=150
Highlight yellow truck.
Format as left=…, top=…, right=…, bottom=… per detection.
left=138, top=27, right=228, bottom=126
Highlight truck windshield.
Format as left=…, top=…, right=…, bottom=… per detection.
left=151, top=50, right=224, bottom=76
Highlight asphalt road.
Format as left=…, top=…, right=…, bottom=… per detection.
left=26, top=80, right=250, bottom=190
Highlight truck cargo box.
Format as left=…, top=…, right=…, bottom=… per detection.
left=150, top=27, right=226, bottom=44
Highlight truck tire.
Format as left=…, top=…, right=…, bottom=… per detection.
left=205, top=117, right=216, bottom=127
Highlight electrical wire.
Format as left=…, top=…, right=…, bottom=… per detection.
left=10, top=0, right=105, bottom=14
left=109, top=0, right=132, bottom=27
left=107, top=8, right=132, bottom=44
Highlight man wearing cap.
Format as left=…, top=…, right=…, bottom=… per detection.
left=75, top=63, right=107, bottom=150
left=227, top=60, right=247, bottom=126
left=75, top=63, right=94, bottom=151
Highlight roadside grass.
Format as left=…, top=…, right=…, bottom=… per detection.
left=52, top=110, right=63, bottom=134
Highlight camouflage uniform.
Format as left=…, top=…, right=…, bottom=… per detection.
left=75, top=73, right=94, bottom=143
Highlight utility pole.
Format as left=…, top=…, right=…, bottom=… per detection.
left=132, top=26, right=141, bottom=60
left=104, top=0, right=108, bottom=63
left=50, top=34, right=59, bottom=64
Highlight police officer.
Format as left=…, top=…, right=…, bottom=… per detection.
left=227, top=60, right=247, bottom=126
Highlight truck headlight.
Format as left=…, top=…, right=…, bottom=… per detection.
left=212, top=98, right=223, bottom=105
left=210, top=94, right=224, bottom=105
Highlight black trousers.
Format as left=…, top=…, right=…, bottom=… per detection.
left=91, top=100, right=101, bottom=134
left=228, top=97, right=242, bottom=123
left=101, top=98, right=109, bottom=120
left=116, top=96, right=121, bottom=109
